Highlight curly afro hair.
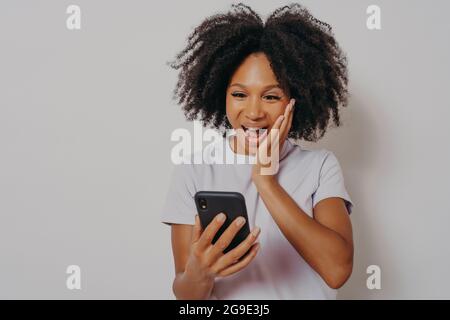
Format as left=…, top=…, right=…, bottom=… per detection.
left=169, top=3, right=349, bottom=142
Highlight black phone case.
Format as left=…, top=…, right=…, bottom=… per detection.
left=194, top=191, right=250, bottom=254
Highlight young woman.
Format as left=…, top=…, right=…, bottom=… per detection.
left=161, top=3, right=354, bottom=300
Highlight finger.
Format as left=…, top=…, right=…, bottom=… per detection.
left=269, top=122, right=282, bottom=152
left=197, top=212, right=227, bottom=249
left=208, top=216, right=247, bottom=259
left=283, top=99, right=295, bottom=123
left=279, top=99, right=295, bottom=136
left=270, top=115, right=285, bottom=144
left=216, top=243, right=260, bottom=277
left=191, top=214, right=203, bottom=244
left=285, top=102, right=294, bottom=133
left=269, top=99, right=293, bottom=143
left=273, top=114, right=285, bottom=130
left=261, top=115, right=284, bottom=153
left=257, top=128, right=268, bottom=146
left=283, top=99, right=294, bottom=118
left=274, top=99, right=295, bottom=154
left=211, top=226, right=260, bottom=273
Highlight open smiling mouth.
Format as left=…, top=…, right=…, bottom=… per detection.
left=241, top=125, right=268, bottom=142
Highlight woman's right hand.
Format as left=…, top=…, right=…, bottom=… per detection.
left=183, top=213, right=261, bottom=287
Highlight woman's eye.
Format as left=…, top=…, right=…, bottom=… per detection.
left=264, top=95, right=281, bottom=101
left=231, top=92, right=246, bottom=98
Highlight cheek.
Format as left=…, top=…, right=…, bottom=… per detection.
left=266, top=107, right=285, bottom=124
left=226, top=98, right=240, bottom=126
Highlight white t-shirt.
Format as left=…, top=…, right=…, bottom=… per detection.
left=161, top=134, right=353, bottom=300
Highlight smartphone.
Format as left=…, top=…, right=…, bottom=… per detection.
left=194, top=191, right=250, bottom=253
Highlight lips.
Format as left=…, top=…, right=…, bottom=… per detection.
left=240, top=125, right=268, bottom=145
left=241, top=125, right=268, bottom=137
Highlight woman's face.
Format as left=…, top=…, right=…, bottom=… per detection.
left=226, top=52, right=290, bottom=155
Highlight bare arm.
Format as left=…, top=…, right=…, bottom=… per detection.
left=251, top=99, right=353, bottom=289
left=253, top=177, right=353, bottom=289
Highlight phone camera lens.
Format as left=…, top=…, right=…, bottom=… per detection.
left=199, top=198, right=207, bottom=210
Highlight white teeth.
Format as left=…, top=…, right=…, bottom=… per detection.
left=243, top=126, right=266, bottom=131
left=243, top=126, right=267, bottom=138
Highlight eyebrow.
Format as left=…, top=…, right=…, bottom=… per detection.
left=229, top=83, right=282, bottom=90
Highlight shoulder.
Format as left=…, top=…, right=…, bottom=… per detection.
left=286, top=141, right=336, bottom=168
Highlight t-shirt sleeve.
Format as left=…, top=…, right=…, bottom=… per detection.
left=312, top=150, right=354, bottom=214
left=160, top=163, right=198, bottom=225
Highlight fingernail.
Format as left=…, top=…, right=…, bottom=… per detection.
left=236, top=216, right=246, bottom=226
left=252, top=227, right=261, bottom=237
left=217, top=213, right=226, bottom=222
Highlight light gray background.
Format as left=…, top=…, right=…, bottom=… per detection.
left=1, top=0, right=449, bottom=299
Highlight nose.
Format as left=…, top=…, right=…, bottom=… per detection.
left=245, top=97, right=265, bottom=121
